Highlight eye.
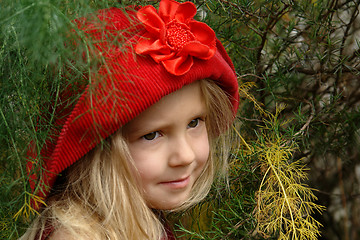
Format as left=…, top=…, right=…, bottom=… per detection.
left=188, top=118, right=200, bottom=128
left=142, top=131, right=160, bottom=141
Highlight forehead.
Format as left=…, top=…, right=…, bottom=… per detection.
left=123, top=81, right=205, bottom=132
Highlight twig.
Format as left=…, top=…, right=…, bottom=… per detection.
left=237, top=116, right=263, bottom=123
left=239, top=73, right=264, bottom=80
left=256, top=4, right=291, bottom=74
left=221, top=218, right=250, bottom=240
left=216, top=0, right=262, bottom=19
left=294, top=100, right=315, bottom=137
left=337, top=0, right=360, bottom=83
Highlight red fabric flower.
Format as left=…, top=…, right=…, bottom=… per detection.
left=135, top=0, right=216, bottom=76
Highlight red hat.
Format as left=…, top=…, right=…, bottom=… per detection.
left=27, top=0, right=239, bottom=205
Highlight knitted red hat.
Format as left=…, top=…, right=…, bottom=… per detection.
left=27, top=0, right=239, bottom=205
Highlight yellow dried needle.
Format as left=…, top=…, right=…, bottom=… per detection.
left=13, top=191, right=46, bottom=221
left=255, top=116, right=324, bottom=240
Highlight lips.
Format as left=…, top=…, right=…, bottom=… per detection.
left=159, top=176, right=190, bottom=189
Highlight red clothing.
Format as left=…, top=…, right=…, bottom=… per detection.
left=164, top=224, right=176, bottom=240
left=35, top=221, right=54, bottom=240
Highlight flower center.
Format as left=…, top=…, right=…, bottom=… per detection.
left=166, top=22, right=195, bottom=51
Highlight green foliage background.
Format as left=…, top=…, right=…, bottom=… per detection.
left=1, top=0, right=360, bottom=239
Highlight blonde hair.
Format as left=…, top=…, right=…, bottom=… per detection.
left=21, top=79, right=235, bottom=240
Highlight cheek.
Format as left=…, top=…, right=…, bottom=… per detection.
left=128, top=146, right=162, bottom=180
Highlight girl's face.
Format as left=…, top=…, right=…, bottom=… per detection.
left=123, top=81, right=209, bottom=209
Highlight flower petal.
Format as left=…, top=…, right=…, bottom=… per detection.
left=159, top=0, right=180, bottom=23
left=136, top=37, right=168, bottom=55
left=175, top=2, right=197, bottom=23
left=180, top=42, right=216, bottom=60
left=189, top=21, right=216, bottom=45
left=137, top=5, right=164, bottom=34
left=162, top=55, right=193, bottom=75
left=151, top=52, right=175, bottom=62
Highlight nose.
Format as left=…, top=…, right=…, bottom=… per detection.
left=168, top=134, right=196, bottom=167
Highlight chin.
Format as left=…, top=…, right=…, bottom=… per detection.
left=150, top=201, right=183, bottom=210
left=148, top=196, right=189, bottom=210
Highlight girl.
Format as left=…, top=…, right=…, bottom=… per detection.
left=22, top=0, right=239, bottom=239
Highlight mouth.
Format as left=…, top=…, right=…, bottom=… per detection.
left=159, top=176, right=190, bottom=189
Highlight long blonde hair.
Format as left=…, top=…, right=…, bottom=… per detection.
left=21, top=79, right=235, bottom=240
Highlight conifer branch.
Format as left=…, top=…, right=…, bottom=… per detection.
left=254, top=112, right=325, bottom=239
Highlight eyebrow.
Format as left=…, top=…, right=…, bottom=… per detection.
left=124, top=108, right=207, bottom=139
